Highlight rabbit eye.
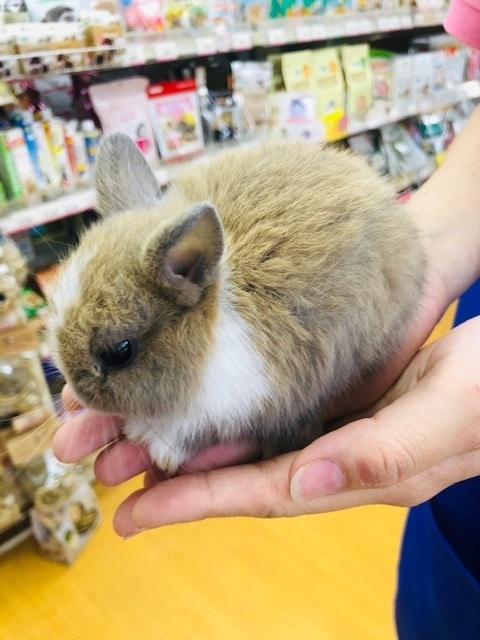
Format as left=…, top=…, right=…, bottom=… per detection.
left=97, top=339, right=136, bottom=371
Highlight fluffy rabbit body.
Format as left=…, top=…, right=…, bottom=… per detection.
left=50, top=133, right=424, bottom=472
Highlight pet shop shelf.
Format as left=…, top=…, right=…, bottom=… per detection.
left=0, top=166, right=169, bottom=235
left=1, top=78, right=479, bottom=238
left=1, top=8, right=446, bottom=80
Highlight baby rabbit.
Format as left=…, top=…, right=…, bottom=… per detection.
left=49, top=133, right=424, bottom=473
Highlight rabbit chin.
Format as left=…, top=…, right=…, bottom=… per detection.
left=176, top=440, right=262, bottom=473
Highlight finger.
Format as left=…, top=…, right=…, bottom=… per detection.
left=290, top=343, right=480, bottom=497
left=52, top=410, right=124, bottom=463
left=61, top=384, right=83, bottom=411
left=113, top=454, right=299, bottom=537
left=94, top=439, right=152, bottom=486
left=291, top=448, right=480, bottom=512
left=115, top=447, right=480, bottom=538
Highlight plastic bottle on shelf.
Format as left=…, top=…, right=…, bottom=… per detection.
left=80, top=119, right=101, bottom=172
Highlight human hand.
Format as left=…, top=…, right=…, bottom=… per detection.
left=55, top=316, right=480, bottom=537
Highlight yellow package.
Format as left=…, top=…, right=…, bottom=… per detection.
left=341, top=44, right=373, bottom=123
left=310, top=47, right=346, bottom=141
left=281, top=50, right=313, bottom=94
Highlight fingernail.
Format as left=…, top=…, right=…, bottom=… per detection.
left=122, top=527, right=149, bottom=540
left=291, top=459, right=347, bottom=501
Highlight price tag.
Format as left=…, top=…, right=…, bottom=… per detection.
left=232, top=31, right=252, bottom=50
left=195, top=36, right=216, bottom=56
left=296, top=24, right=312, bottom=43
left=357, top=18, right=373, bottom=34
left=267, top=27, right=287, bottom=46
left=401, top=14, right=413, bottom=29
left=124, top=43, right=146, bottom=66
left=153, top=40, right=179, bottom=61
left=388, top=16, right=401, bottom=30
left=311, top=24, right=326, bottom=41
left=344, top=20, right=359, bottom=36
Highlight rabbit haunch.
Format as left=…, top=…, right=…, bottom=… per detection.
left=49, top=133, right=425, bottom=473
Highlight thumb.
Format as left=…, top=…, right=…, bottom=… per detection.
left=289, top=342, right=480, bottom=505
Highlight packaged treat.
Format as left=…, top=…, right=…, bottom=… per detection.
left=0, top=465, right=25, bottom=533
left=165, top=0, right=209, bottom=30
left=209, top=0, right=236, bottom=34
left=341, top=43, right=373, bottom=124
left=390, top=54, right=414, bottom=118
left=148, top=79, right=204, bottom=162
left=237, top=0, right=269, bottom=25
left=29, top=450, right=101, bottom=565
left=281, top=50, right=313, bottom=93
left=89, top=77, right=157, bottom=164
left=310, top=47, right=346, bottom=141
left=25, top=0, right=90, bottom=22
left=276, top=91, right=318, bottom=141
left=231, top=60, right=273, bottom=128
left=119, top=0, right=164, bottom=31
left=1, top=0, right=30, bottom=24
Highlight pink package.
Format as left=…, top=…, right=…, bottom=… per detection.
left=89, top=77, right=158, bottom=164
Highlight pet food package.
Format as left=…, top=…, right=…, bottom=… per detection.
left=276, top=91, right=318, bottom=141
left=341, top=43, right=373, bottom=125
left=310, top=47, right=346, bottom=141
left=89, top=77, right=157, bottom=164
left=231, top=60, right=273, bottom=129
left=165, top=0, right=208, bottom=30
left=281, top=50, right=313, bottom=93
left=148, top=79, right=204, bottom=162
left=25, top=0, right=90, bottom=22
left=29, top=450, right=101, bottom=565
left=119, top=0, right=164, bottom=32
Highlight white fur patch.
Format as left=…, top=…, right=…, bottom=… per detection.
left=124, top=300, right=272, bottom=470
left=48, top=251, right=90, bottom=370
left=50, top=252, right=89, bottom=326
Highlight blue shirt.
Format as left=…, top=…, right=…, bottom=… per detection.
left=396, top=279, right=480, bottom=638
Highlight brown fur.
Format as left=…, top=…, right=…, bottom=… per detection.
left=49, top=133, right=425, bottom=470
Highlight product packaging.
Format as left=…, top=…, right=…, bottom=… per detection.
left=0, top=234, right=27, bottom=330
left=380, top=122, right=436, bottom=191
left=148, top=79, right=204, bottom=162
left=237, top=0, right=269, bottom=25
left=341, top=43, right=373, bottom=126
left=0, top=33, right=19, bottom=78
left=165, top=0, right=209, bottom=30
left=1, top=0, right=30, bottom=24
left=89, top=77, right=157, bottom=164
left=0, top=464, right=26, bottom=533
left=209, top=0, right=236, bottom=34
left=390, top=54, right=414, bottom=119
left=0, top=127, right=37, bottom=201
left=25, top=0, right=90, bottom=23
left=269, top=0, right=304, bottom=18
left=310, top=47, right=346, bottom=141
left=281, top=50, right=313, bottom=93
left=29, top=450, right=101, bottom=565
left=411, top=51, right=433, bottom=111
left=9, top=110, right=46, bottom=192
left=81, top=10, right=125, bottom=68
left=231, top=60, right=273, bottom=130
left=119, top=0, right=164, bottom=31
left=276, top=91, right=318, bottom=141
left=80, top=119, right=101, bottom=174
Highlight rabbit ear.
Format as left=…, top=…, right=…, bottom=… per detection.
left=95, top=132, right=162, bottom=217
left=143, top=202, right=224, bottom=307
